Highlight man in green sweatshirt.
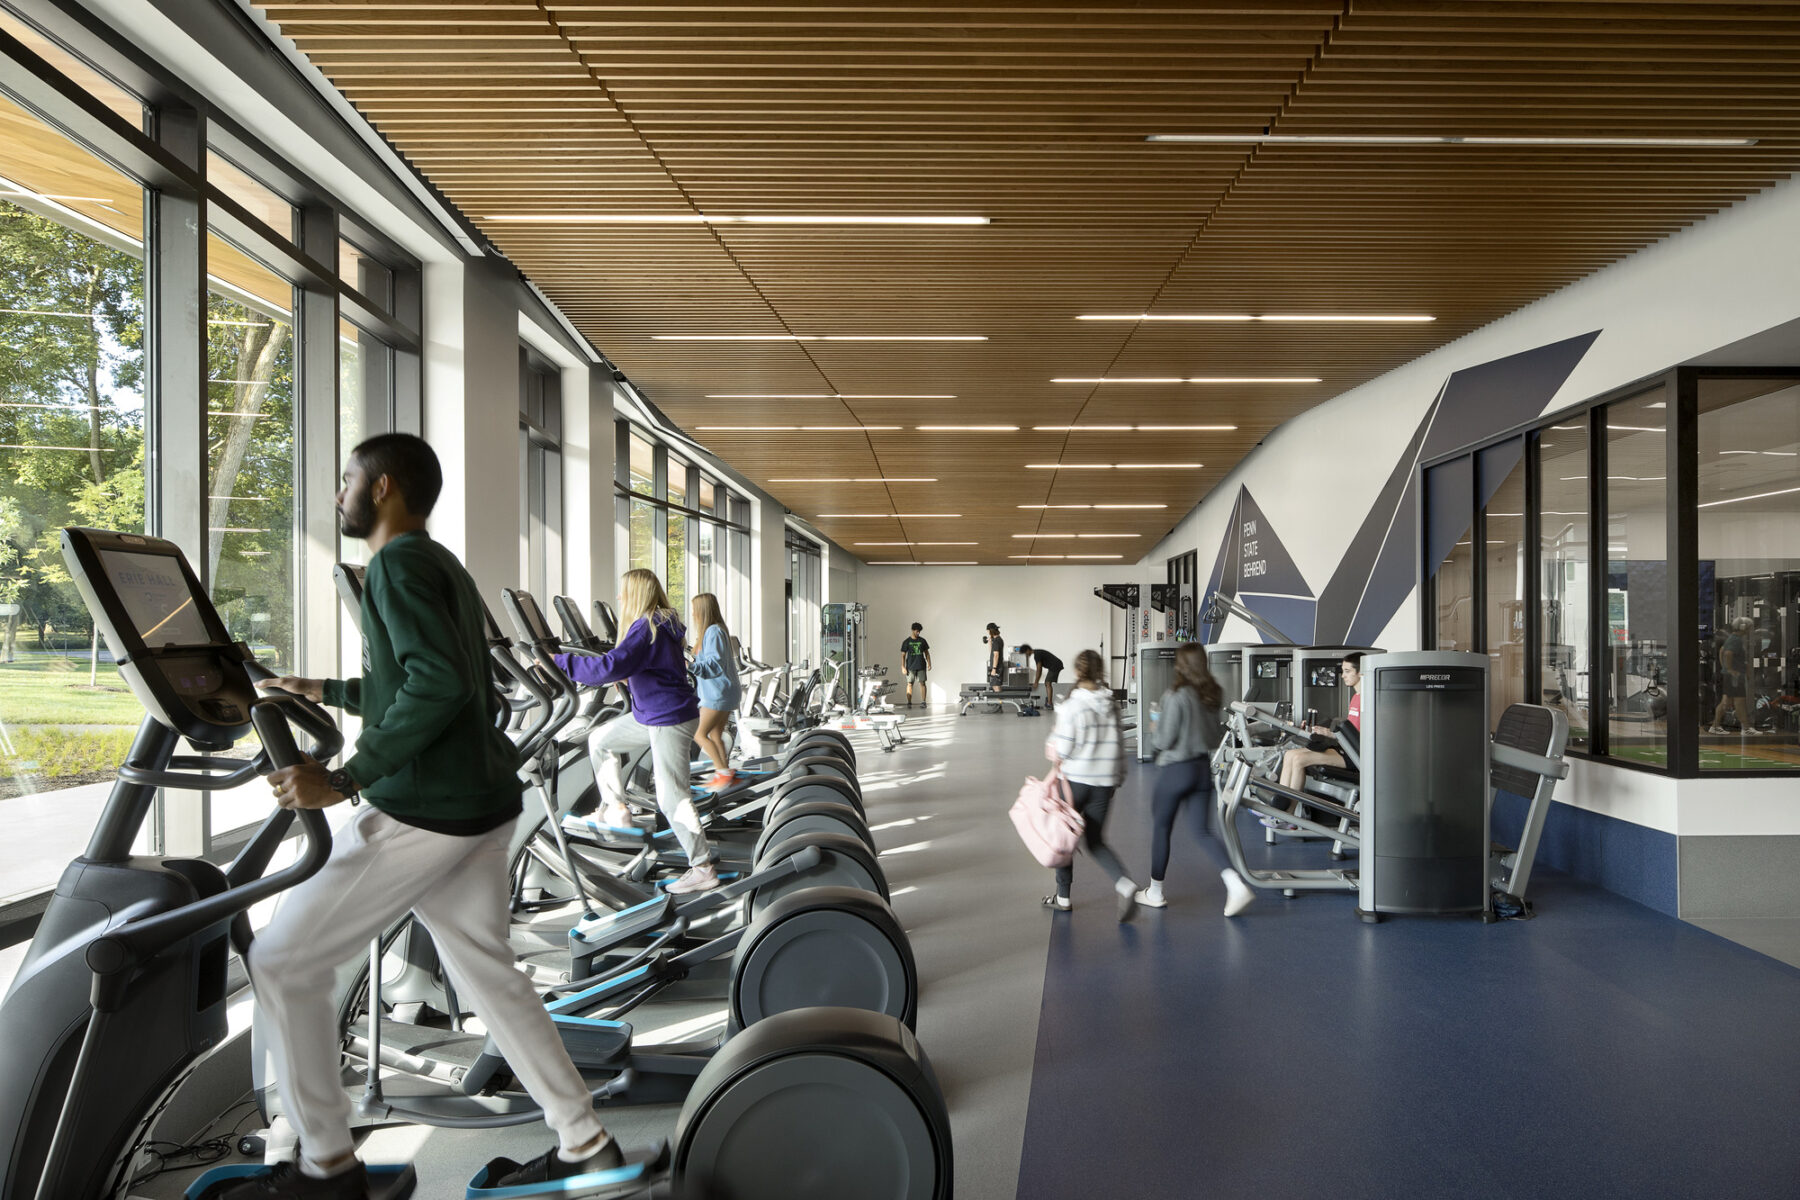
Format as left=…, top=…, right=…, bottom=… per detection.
left=236, top=434, right=621, bottom=1199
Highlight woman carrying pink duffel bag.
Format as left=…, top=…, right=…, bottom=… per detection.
left=1021, top=648, right=1141, bottom=922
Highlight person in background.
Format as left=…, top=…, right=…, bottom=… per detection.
left=901, top=622, right=932, bottom=708
left=554, top=569, right=719, bottom=894
left=1043, top=649, right=1140, bottom=922
left=1018, top=643, right=1065, bottom=712
left=247, top=433, right=628, bottom=1198
left=1138, top=643, right=1254, bottom=917
left=1277, top=651, right=1364, bottom=795
left=690, top=592, right=742, bottom=790
left=985, top=622, right=1006, bottom=690
left=1708, top=617, right=1757, bottom=735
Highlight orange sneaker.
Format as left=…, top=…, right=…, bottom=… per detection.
left=708, top=771, right=738, bottom=791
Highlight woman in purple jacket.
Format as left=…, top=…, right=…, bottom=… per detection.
left=553, top=569, right=717, bottom=894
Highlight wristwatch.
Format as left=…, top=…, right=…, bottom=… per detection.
left=327, top=766, right=360, bottom=802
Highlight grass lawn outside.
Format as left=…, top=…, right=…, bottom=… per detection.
left=0, top=660, right=145, bottom=726
left=1609, top=741, right=1800, bottom=771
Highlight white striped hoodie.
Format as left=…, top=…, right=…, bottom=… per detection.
left=1046, top=685, right=1126, bottom=788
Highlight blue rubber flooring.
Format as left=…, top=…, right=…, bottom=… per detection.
left=1015, top=773, right=1800, bottom=1200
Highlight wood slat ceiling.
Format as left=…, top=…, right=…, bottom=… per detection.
left=257, top=0, right=1800, bottom=563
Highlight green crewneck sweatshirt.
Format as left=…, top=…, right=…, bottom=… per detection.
left=322, top=531, right=523, bottom=831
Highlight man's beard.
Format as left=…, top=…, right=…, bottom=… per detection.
left=339, top=491, right=378, bottom=539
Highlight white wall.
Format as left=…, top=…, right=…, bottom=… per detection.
left=1144, top=174, right=1800, bottom=835
left=854, top=563, right=1139, bottom=706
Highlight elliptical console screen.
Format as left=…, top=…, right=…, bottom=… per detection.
left=1308, top=665, right=1340, bottom=687
left=101, top=550, right=213, bottom=649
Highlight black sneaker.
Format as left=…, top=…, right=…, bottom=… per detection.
left=216, top=1161, right=370, bottom=1200
left=490, top=1138, right=625, bottom=1187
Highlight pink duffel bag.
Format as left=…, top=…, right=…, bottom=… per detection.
left=1009, top=764, right=1085, bottom=869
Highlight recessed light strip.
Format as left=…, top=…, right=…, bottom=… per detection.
left=1076, top=313, right=1434, bottom=323
left=1026, top=463, right=1202, bottom=470
left=769, top=477, right=937, bottom=483
left=654, top=334, right=985, bottom=342
left=916, top=425, right=1019, bottom=431
left=696, top=425, right=903, bottom=431
left=1032, top=424, right=1237, bottom=432
left=1019, top=504, right=1168, bottom=510
left=1052, top=376, right=1319, bottom=384
left=486, top=213, right=990, bottom=224
left=1146, top=134, right=1757, bottom=147
left=853, top=542, right=978, bottom=546
left=817, top=513, right=962, bottom=518
left=706, top=393, right=957, bottom=399
left=1011, top=533, right=1141, bottom=539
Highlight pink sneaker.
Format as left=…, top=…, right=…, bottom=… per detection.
left=666, top=862, right=720, bottom=895
left=707, top=771, right=738, bottom=791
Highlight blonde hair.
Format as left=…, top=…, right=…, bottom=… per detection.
left=619, top=569, right=679, bottom=642
left=691, top=592, right=728, bottom=649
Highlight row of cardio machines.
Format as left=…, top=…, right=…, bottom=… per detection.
left=1204, top=643, right=1572, bottom=923
left=0, top=528, right=952, bottom=1200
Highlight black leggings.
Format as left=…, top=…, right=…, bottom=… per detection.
left=1150, top=755, right=1214, bottom=882
left=1053, top=782, right=1128, bottom=897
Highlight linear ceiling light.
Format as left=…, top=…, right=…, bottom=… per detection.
left=653, top=334, right=986, bottom=342
left=1032, top=424, right=1238, bottom=432
left=696, top=425, right=902, bottom=431
left=1008, top=554, right=1124, bottom=560
left=706, top=393, right=957, bottom=400
left=1026, top=463, right=1201, bottom=470
left=869, top=561, right=924, bottom=565
left=916, top=424, right=1019, bottom=432
left=1012, top=533, right=1141, bottom=539
left=1052, top=376, right=1319, bottom=384
left=1018, top=504, right=1169, bottom=510
left=924, top=561, right=978, bottom=565
left=817, top=513, right=962, bottom=518
left=1146, top=134, right=1758, bottom=147
left=484, top=214, right=990, bottom=225
left=769, top=477, right=937, bottom=483
left=1699, top=486, right=1800, bottom=510
left=853, top=541, right=977, bottom=546
left=1077, top=313, right=1434, bottom=323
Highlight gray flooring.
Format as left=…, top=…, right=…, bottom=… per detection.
left=1686, top=917, right=1800, bottom=970
left=135, top=705, right=1061, bottom=1199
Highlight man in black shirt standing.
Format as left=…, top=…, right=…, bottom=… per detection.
left=1019, top=643, right=1065, bottom=712
left=900, top=622, right=932, bottom=708
left=985, top=622, right=1006, bottom=689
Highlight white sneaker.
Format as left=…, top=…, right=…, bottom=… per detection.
left=600, top=801, right=634, bottom=829
left=666, top=862, right=720, bottom=894
left=1135, top=885, right=1167, bottom=909
left=1041, top=894, right=1071, bottom=911
left=1706, top=726, right=1729, bottom=735
left=1221, top=868, right=1255, bottom=917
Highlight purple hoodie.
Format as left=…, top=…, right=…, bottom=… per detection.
left=552, top=613, right=700, bottom=727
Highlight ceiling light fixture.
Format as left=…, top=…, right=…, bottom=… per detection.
left=1051, top=376, right=1320, bottom=384
left=853, top=541, right=977, bottom=546
left=924, top=561, right=978, bottom=565
left=484, top=213, right=990, bottom=225
left=696, top=425, right=903, bottom=431
left=915, top=424, right=1020, bottom=432
left=1076, top=313, right=1434, bottom=323
left=653, top=334, right=986, bottom=342
left=1013, top=533, right=1140, bottom=539
left=1026, top=463, right=1202, bottom=470
left=1031, top=424, right=1238, bottom=432
left=706, top=393, right=957, bottom=400
left=1017, top=503, right=1169, bottom=510
left=769, top=477, right=937, bottom=483
left=1699, top=485, right=1800, bottom=510
left=817, top=513, right=962, bottom=518
left=1146, top=134, right=1757, bottom=147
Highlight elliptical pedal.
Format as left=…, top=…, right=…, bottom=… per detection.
left=185, top=1163, right=417, bottom=1199
left=466, top=1140, right=670, bottom=1198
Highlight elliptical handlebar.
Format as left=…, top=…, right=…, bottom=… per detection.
left=83, top=701, right=334, bottom=1012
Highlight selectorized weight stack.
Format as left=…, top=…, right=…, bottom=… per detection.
left=1356, top=652, right=1493, bottom=923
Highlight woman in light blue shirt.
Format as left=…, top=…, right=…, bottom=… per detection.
left=690, top=593, right=743, bottom=789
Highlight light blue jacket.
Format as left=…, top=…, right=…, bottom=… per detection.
left=693, top=624, right=742, bottom=712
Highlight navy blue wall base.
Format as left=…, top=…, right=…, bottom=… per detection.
left=1492, top=789, right=1678, bottom=916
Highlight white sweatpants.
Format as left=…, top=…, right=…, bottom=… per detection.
left=586, top=713, right=711, bottom=865
left=249, top=805, right=605, bottom=1165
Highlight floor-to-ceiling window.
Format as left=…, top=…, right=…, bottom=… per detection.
left=1696, top=376, right=1800, bottom=771
left=519, top=349, right=563, bottom=602
left=1538, top=420, right=1592, bottom=750
left=1603, top=387, right=1670, bottom=767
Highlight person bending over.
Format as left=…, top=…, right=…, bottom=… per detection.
left=1043, top=649, right=1141, bottom=921
left=246, top=433, right=625, bottom=1199
left=555, top=569, right=720, bottom=894
left=1018, top=643, right=1064, bottom=712
left=1277, top=652, right=1364, bottom=797
left=901, top=622, right=932, bottom=708
left=1139, top=644, right=1254, bottom=916
left=690, top=592, right=742, bottom=790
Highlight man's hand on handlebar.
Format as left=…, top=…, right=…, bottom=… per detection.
left=258, top=676, right=325, bottom=703
left=268, top=756, right=348, bottom=810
